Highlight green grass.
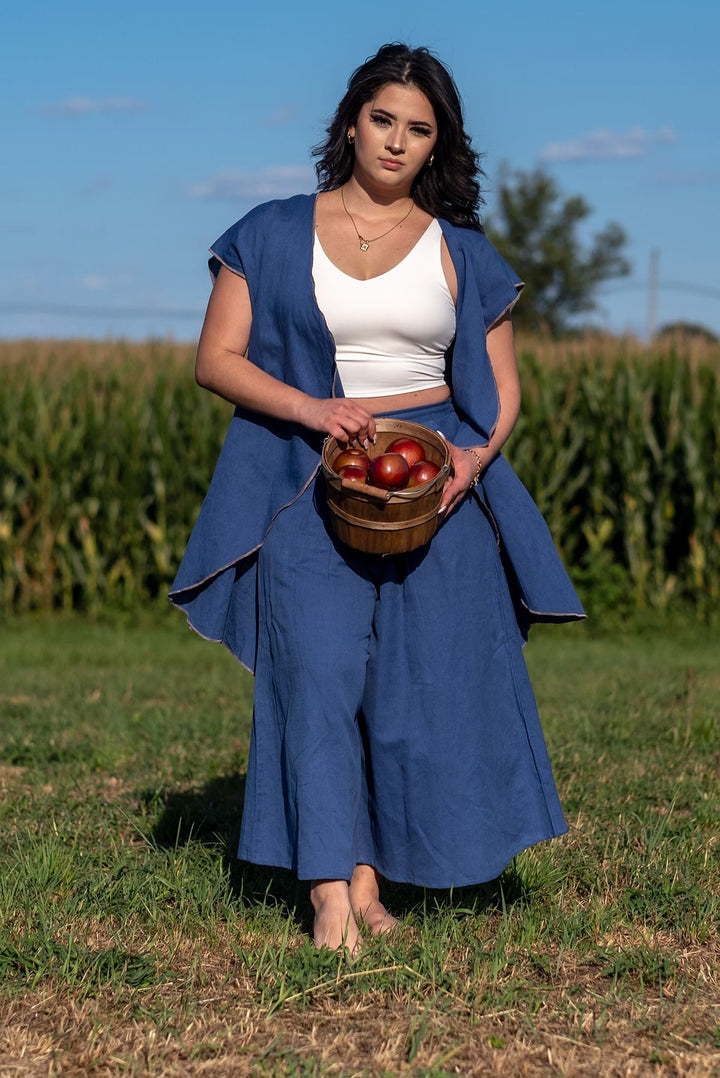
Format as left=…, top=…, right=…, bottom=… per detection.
left=0, top=611, right=718, bottom=1076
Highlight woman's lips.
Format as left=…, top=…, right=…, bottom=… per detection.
left=379, top=159, right=403, bottom=170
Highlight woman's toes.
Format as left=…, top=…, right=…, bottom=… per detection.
left=313, top=906, right=362, bottom=954
left=352, top=898, right=399, bottom=936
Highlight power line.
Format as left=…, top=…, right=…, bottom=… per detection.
left=0, top=302, right=205, bottom=320
left=1, top=278, right=719, bottom=321
left=598, top=280, right=720, bottom=301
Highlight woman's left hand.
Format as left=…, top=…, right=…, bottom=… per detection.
left=439, top=442, right=485, bottom=517
left=437, top=316, right=519, bottom=518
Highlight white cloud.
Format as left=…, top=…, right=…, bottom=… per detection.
left=82, top=275, right=109, bottom=290
left=262, top=104, right=300, bottom=127
left=187, top=166, right=316, bottom=200
left=540, top=126, right=676, bottom=162
left=44, top=96, right=148, bottom=115
left=81, top=272, right=133, bottom=291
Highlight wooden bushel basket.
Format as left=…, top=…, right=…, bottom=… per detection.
left=321, top=419, right=452, bottom=555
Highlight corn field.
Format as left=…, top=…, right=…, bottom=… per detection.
left=1, top=337, right=718, bottom=617
left=0, top=341, right=229, bottom=613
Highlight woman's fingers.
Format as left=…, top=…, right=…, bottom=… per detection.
left=303, top=398, right=376, bottom=445
left=439, top=442, right=476, bottom=516
left=438, top=475, right=467, bottom=516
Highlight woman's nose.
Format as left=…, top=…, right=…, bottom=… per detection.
left=385, top=128, right=405, bottom=154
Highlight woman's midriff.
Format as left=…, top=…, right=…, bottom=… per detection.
left=350, top=384, right=451, bottom=416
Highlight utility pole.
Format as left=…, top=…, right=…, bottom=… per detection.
left=647, top=248, right=660, bottom=341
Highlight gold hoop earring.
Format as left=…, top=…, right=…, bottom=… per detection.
left=427, top=153, right=435, bottom=166
left=347, top=133, right=355, bottom=145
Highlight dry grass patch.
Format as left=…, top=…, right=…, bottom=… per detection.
left=1, top=950, right=718, bottom=1077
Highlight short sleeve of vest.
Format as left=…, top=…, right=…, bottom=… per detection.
left=474, top=235, right=524, bottom=331
left=208, top=219, right=249, bottom=283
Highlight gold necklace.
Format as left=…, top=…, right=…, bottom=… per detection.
left=340, top=186, right=415, bottom=252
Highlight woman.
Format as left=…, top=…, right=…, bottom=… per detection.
left=170, top=43, right=585, bottom=954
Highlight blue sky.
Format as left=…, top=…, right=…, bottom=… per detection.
left=2, top=0, right=718, bottom=341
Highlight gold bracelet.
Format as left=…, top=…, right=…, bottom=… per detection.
left=464, top=447, right=484, bottom=486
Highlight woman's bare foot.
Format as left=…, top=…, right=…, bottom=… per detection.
left=349, top=864, right=399, bottom=936
left=310, top=879, right=362, bottom=955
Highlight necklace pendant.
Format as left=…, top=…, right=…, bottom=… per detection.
left=359, top=238, right=370, bottom=252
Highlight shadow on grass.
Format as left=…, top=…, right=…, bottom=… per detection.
left=145, top=774, right=537, bottom=936
left=143, top=773, right=308, bottom=929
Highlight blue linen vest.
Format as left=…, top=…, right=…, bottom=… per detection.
left=169, top=194, right=585, bottom=670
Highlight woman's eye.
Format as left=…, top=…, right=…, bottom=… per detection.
left=410, top=126, right=432, bottom=137
left=370, top=114, right=391, bottom=127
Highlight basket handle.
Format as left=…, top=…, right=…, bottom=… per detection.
left=321, top=472, right=393, bottom=501
left=329, top=466, right=451, bottom=501
left=338, top=478, right=390, bottom=498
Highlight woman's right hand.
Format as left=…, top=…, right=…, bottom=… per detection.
left=196, top=268, right=377, bottom=445
left=299, top=397, right=376, bottom=448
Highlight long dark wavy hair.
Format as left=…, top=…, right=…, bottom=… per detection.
left=313, top=43, right=484, bottom=231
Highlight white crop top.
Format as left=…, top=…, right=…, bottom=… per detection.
left=312, top=218, right=456, bottom=398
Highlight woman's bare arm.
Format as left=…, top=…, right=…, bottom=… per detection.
left=440, top=314, right=521, bottom=514
left=195, top=266, right=376, bottom=445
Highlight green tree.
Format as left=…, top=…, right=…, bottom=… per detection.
left=656, top=321, right=719, bottom=344
left=485, top=166, right=631, bottom=336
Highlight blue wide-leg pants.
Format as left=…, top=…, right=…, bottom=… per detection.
left=238, top=401, right=567, bottom=888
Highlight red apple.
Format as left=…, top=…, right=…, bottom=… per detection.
left=407, top=459, right=440, bottom=487
left=337, top=464, right=367, bottom=484
left=368, top=453, right=410, bottom=490
left=385, top=436, right=425, bottom=468
left=334, top=448, right=370, bottom=476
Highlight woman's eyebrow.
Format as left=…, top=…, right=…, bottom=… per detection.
left=370, top=107, right=434, bottom=128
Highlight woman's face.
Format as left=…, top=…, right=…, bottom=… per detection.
left=348, top=82, right=438, bottom=195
